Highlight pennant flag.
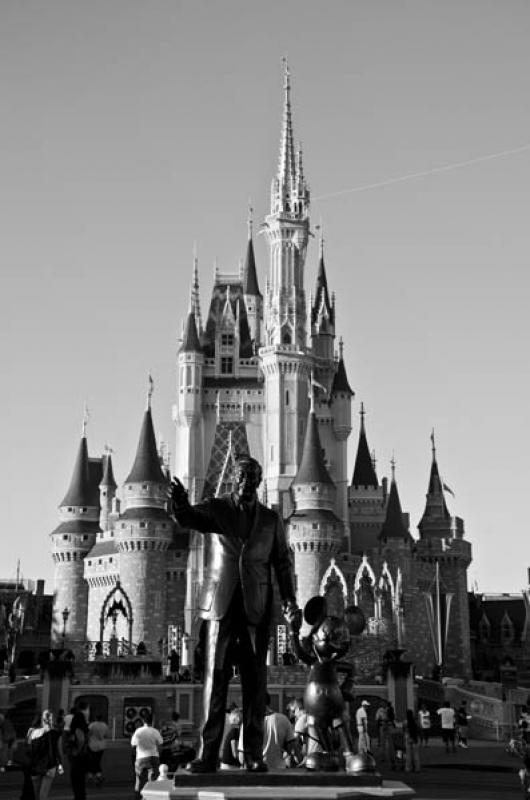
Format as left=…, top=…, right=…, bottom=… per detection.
left=443, top=482, right=455, bottom=497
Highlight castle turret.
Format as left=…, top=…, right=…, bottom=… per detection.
left=379, top=460, right=411, bottom=547
left=330, top=339, right=354, bottom=543
left=51, top=418, right=101, bottom=649
left=289, top=397, right=342, bottom=611
left=262, top=62, right=311, bottom=507
left=115, top=389, right=173, bottom=651
left=414, top=433, right=472, bottom=678
left=242, top=205, right=263, bottom=349
left=99, top=451, right=117, bottom=531
left=174, top=277, right=204, bottom=500
left=311, top=233, right=335, bottom=365
left=349, top=404, right=386, bottom=554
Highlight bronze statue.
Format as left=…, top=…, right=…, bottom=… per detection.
left=171, top=455, right=300, bottom=773
left=289, top=596, right=374, bottom=773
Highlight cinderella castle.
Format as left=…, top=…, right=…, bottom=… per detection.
left=50, top=66, right=472, bottom=682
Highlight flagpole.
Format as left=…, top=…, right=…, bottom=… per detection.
left=436, top=561, right=442, bottom=669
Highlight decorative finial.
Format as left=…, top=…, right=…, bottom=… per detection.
left=391, top=452, right=396, bottom=481
left=319, top=217, right=324, bottom=259
left=360, top=401, right=365, bottom=425
left=104, top=443, right=113, bottom=455
left=339, top=336, right=344, bottom=360
left=282, top=55, right=290, bottom=90
left=247, top=198, right=253, bottom=239
left=213, top=258, right=219, bottom=284
left=81, top=403, right=90, bottom=437
left=147, top=373, right=154, bottom=410
left=430, top=428, right=436, bottom=459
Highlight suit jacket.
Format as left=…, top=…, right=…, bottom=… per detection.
left=175, top=495, right=296, bottom=625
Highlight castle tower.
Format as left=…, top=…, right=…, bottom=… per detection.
left=414, top=433, right=472, bottom=677
left=115, top=389, right=173, bottom=651
left=349, top=404, right=386, bottom=553
left=174, top=278, right=205, bottom=502
left=311, top=233, right=335, bottom=371
left=261, top=63, right=311, bottom=509
left=288, top=396, right=342, bottom=612
left=242, top=205, right=263, bottom=349
left=50, top=418, right=101, bottom=649
left=330, top=338, right=354, bottom=542
left=99, top=451, right=117, bottom=532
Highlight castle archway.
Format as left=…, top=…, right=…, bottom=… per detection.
left=100, top=583, right=133, bottom=647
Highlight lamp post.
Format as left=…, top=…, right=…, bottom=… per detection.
left=61, top=607, right=70, bottom=648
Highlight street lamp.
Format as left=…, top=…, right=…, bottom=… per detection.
left=62, top=607, right=70, bottom=648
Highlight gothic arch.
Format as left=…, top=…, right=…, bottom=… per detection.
left=354, top=555, right=376, bottom=593
left=319, top=558, right=348, bottom=599
left=354, top=555, right=376, bottom=619
left=320, top=559, right=348, bottom=617
left=99, top=582, right=133, bottom=645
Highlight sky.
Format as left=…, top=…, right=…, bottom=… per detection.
left=2, top=0, right=529, bottom=595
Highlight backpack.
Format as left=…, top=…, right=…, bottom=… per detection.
left=64, top=728, right=87, bottom=759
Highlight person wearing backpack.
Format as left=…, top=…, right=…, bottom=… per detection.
left=66, top=707, right=89, bottom=800
left=27, top=710, right=64, bottom=800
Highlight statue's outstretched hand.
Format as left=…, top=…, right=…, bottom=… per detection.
left=283, top=600, right=302, bottom=633
left=171, top=476, right=191, bottom=514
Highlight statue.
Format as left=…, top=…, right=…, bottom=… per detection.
left=171, top=455, right=301, bottom=773
left=289, top=595, right=376, bottom=773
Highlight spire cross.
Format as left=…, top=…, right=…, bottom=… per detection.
left=360, top=401, right=366, bottom=426
left=339, top=336, right=344, bottom=360
left=391, top=452, right=396, bottom=481
left=282, top=55, right=290, bottom=90
left=147, top=373, right=154, bottom=410
left=81, top=403, right=89, bottom=437
left=430, top=428, right=437, bottom=460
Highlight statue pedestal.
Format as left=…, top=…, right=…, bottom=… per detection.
left=142, top=771, right=415, bottom=800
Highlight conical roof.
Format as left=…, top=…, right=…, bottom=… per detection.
left=380, top=478, right=409, bottom=540
left=293, top=412, right=334, bottom=486
left=124, top=408, right=166, bottom=484
left=180, top=309, right=202, bottom=353
left=100, top=453, right=117, bottom=489
left=311, top=255, right=334, bottom=326
left=242, top=237, right=261, bottom=296
left=60, top=437, right=100, bottom=507
left=418, top=456, right=450, bottom=530
left=352, top=413, right=378, bottom=489
left=332, top=356, right=354, bottom=396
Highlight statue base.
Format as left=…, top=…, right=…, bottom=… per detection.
left=142, top=771, right=415, bottom=800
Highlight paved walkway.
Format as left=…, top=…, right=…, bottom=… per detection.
left=375, top=738, right=520, bottom=774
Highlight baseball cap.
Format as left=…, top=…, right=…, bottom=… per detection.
left=361, top=700, right=370, bottom=707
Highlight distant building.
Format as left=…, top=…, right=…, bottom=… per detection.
left=50, top=65, right=473, bottom=681
left=469, top=570, right=530, bottom=685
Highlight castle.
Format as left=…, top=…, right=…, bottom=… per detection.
left=50, top=66, right=472, bottom=681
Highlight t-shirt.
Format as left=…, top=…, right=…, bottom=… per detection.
left=88, top=721, right=109, bottom=752
left=356, top=706, right=368, bottom=732
left=131, top=725, right=163, bottom=760
left=262, top=712, right=295, bottom=769
left=418, top=710, right=431, bottom=729
left=437, top=707, right=456, bottom=729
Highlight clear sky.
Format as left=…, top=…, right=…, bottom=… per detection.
left=2, top=0, right=529, bottom=594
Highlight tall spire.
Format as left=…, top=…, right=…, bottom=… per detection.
left=278, top=57, right=296, bottom=198
left=100, top=448, right=117, bottom=490
left=191, top=245, right=203, bottom=335
left=418, top=431, right=450, bottom=533
left=242, top=202, right=261, bottom=296
left=180, top=282, right=202, bottom=353
left=352, top=403, right=378, bottom=488
left=311, top=226, right=334, bottom=327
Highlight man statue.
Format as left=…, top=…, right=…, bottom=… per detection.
left=171, top=455, right=300, bottom=773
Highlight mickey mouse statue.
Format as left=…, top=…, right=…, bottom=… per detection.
left=289, top=596, right=376, bottom=773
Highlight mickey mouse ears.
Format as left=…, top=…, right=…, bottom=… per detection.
left=304, top=596, right=327, bottom=626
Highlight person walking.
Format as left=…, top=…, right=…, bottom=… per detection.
left=437, top=701, right=456, bottom=753
left=379, top=702, right=396, bottom=767
left=67, top=707, right=89, bottom=800
left=404, top=709, right=421, bottom=773
left=417, top=704, right=431, bottom=746
left=168, top=650, right=180, bottom=683
left=130, top=711, right=163, bottom=799
left=27, top=710, right=64, bottom=800
left=87, top=714, right=109, bottom=784
left=456, top=700, right=471, bottom=748
left=355, top=701, right=371, bottom=755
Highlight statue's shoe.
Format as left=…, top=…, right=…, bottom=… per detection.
left=245, top=759, right=268, bottom=773
left=186, top=758, right=218, bottom=774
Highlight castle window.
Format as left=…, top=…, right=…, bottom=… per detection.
left=140, top=522, right=146, bottom=528
left=109, top=557, right=113, bottom=563
left=142, top=484, right=148, bottom=490
left=68, top=507, right=72, bottom=512
left=285, top=390, right=290, bottom=406
left=81, top=507, right=87, bottom=513
left=88, top=560, right=92, bottom=566
left=98, top=559, right=102, bottom=565
left=63, top=535, right=68, bottom=540
left=83, top=535, right=88, bottom=540
left=221, top=333, right=234, bottom=347
left=221, top=357, right=233, bottom=374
